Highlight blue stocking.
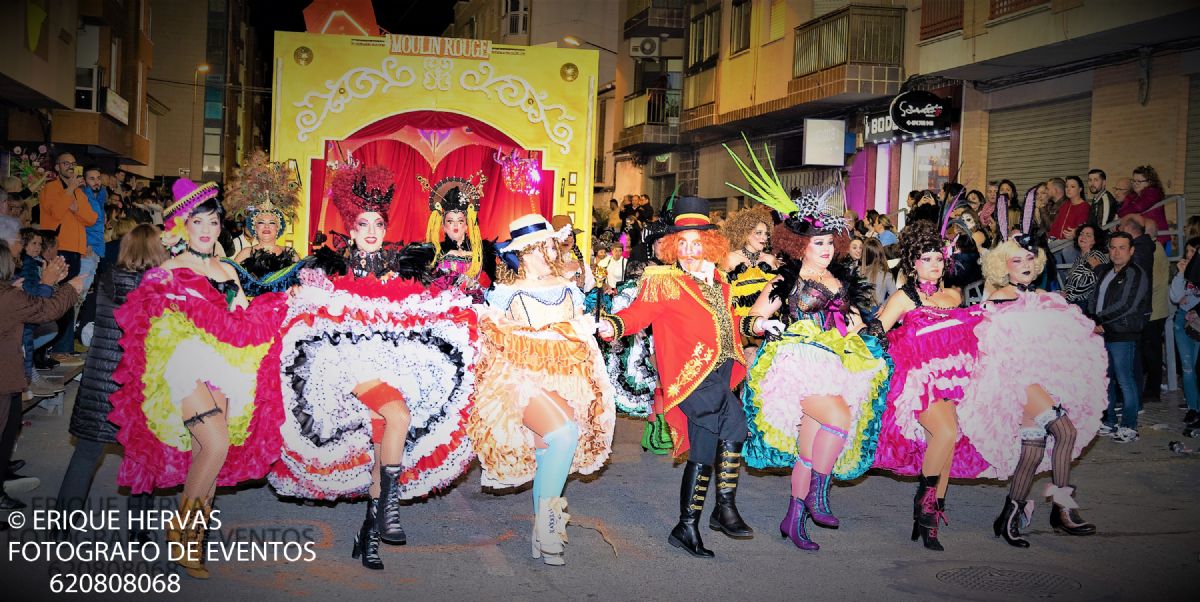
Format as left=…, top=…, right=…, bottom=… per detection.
left=532, top=421, right=579, bottom=514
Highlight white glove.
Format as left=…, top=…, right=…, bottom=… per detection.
left=756, top=318, right=785, bottom=336
left=597, top=319, right=615, bottom=340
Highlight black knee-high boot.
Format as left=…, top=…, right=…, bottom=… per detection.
left=351, top=500, right=384, bottom=570
left=668, top=461, right=715, bottom=558
left=708, top=440, right=753, bottom=538
left=376, top=465, right=407, bottom=544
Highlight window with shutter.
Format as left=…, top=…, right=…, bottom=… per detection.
left=768, top=0, right=786, bottom=42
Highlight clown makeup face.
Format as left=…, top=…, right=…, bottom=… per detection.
left=352, top=211, right=386, bottom=252
left=848, top=238, right=863, bottom=261
left=253, top=213, right=281, bottom=244
left=1006, top=249, right=1038, bottom=286
left=676, top=230, right=705, bottom=272
left=748, top=222, right=770, bottom=253
left=443, top=211, right=467, bottom=243
left=803, top=234, right=836, bottom=270
left=186, top=209, right=221, bottom=254
left=914, top=250, right=944, bottom=283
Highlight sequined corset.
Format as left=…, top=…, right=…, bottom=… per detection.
left=788, top=278, right=848, bottom=331
left=436, top=254, right=471, bottom=276
left=350, top=249, right=391, bottom=279
left=693, top=276, right=738, bottom=365
left=206, top=277, right=239, bottom=307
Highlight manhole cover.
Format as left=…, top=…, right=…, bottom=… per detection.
left=936, top=566, right=1081, bottom=598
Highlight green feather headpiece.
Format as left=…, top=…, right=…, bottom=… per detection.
left=722, top=133, right=798, bottom=215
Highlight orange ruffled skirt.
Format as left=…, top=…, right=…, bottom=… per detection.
left=468, top=317, right=615, bottom=489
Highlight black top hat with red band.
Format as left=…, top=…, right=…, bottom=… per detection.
left=668, top=196, right=717, bottom=232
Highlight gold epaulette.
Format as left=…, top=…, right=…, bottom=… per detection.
left=637, top=265, right=684, bottom=302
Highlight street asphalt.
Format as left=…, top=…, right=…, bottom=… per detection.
left=1, top=379, right=1197, bottom=601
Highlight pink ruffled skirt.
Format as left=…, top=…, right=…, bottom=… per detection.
left=960, top=293, right=1108, bottom=478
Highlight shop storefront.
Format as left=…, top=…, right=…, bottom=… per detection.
left=857, top=86, right=960, bottom=227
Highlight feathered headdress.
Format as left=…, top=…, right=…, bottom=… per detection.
left=330, top=164, right=395, bottom=226
left=722, top=134, right=798, bottom=215
left=723, top=133, right=845, bottom=236
left=419, top=172, right=487, bottom=278
left=224, top=150, right=302, bottom=235
left=720, top=133, right=844, bottom=236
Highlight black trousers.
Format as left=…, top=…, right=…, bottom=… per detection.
left=677, top=360, right=747, bottom=464
left=49, top=250, right=82, bottom=354
left=57, top=438, right=155, bottom=514
left=1140, top=318, right=1166, bottom=399
left=0, top=393, right=23, bottom=482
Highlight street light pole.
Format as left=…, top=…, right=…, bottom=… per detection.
left=562, top=35, right=617, bottom=55
left=190, top=64, right=210, bottom=178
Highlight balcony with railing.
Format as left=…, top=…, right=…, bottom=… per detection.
left=920, top=0, right=963, bottom=40
left=787, top=5, right=905, bottom=105
left=624, top=0, right=686, bottom=39
left=617, top=88, right=681, bottom=151
left=989, top=0, right=1050, bottom=20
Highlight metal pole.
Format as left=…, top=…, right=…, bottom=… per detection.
left=191, top=70, right=199, bottom=176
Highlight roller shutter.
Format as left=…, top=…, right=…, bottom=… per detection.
left=1185, top=75, right=1200, bottom=216
left=987, top=95, right=1092, bottom=197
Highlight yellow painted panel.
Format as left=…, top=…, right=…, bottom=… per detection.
left=271, top=31, right=598, bottom=253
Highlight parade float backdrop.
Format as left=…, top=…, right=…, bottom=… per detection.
left=271, top=31, right=599, bottom=253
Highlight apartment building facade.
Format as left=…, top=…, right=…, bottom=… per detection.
left=2, top=0, right=155, bottom=174
left=915, top=0, right=1200, bottom=220
left=149, top=0, right=266, bottom=183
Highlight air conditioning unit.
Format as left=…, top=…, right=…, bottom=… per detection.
left=651, top=152, right=676, bottom=175
left=630, top=37, right=660, bottom=58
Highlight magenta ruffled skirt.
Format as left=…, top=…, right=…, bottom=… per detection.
left=873, top=306, right=994, bottom=477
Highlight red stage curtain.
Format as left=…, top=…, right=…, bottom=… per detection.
left=346, top=110, right=521, bottom=149
left=432, top=144, right=554, bottom=241
left=307, top=158, right=327, bottom=244
left=350, top=139, right=430, bottom=243
left=318, top=111, right=558, bottom=244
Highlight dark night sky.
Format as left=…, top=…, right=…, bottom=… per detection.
left=249, top=0, right=460, bottom=37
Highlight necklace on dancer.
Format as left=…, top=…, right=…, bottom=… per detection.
left=741, top=247, right=761, bottom=263
left=917, top=279, right=940, bottom=297
left=802, top=268, right=830, bottom=281
left=186, top=247, right=216, bottom=260
left=1015, top=282, right=1036, bottom=292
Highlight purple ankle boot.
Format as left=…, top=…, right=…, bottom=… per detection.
left=779, top=497, right=819, bottom=551
left=803, top=471, right=839, bottom=528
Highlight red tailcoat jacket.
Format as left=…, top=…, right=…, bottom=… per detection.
left=602, top=265, right=747, bottom=456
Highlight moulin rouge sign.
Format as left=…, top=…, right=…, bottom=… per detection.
left=888, top=90, right=949, bottom=135
left=387, top=34, right=491, bottom=60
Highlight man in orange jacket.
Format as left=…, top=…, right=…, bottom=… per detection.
left=598, top=196, right=752, bottom=559
left=39, top=152, right=97, bottom=357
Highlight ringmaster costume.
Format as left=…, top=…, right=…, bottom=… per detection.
left=600, top=197, right=752, bottom=558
